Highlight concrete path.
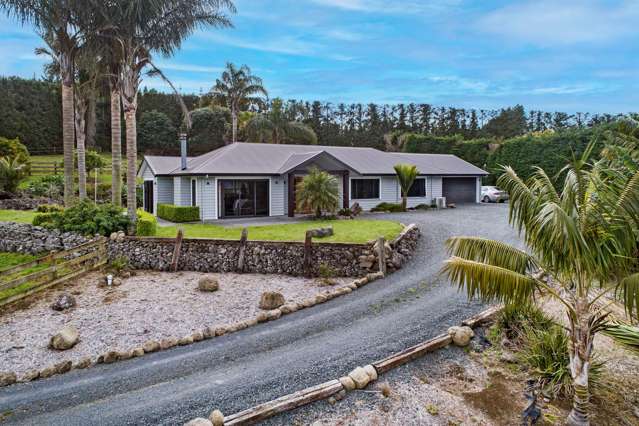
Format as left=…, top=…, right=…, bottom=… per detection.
left=0, top=204, right=519, bottom=425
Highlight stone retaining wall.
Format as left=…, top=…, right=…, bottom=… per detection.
left=0, top=222, right=89, bottom=255
left=108, top=224, right=420, bottom=277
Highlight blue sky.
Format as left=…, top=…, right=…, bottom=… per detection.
left=1, top=0, right=637, bottom=113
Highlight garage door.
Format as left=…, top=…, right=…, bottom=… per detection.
left=442, top=177, right=477, bottom=203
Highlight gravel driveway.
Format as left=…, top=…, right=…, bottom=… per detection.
left=0, top=203, right=520, bottom=425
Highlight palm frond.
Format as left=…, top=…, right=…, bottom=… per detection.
left=619, top=272, right=639, bottom=319
left=442, top=257, right=538, bottom=305
left=603, top=322, right=639, bottom=352
left=497, top=166, right=538, bottom=235
left=445, top=236, right=536, bottom=274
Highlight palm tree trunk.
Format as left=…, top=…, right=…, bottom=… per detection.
left=402, top=195, right=407, bottom=211
left=61, top=82, right=75, bottom=206
left=86, top=91, right=97, bottom=149
left=75, top=95, right=87, bottom=200
left=567, top=298, right=593, bottom=426
left=231, top=108, right=238, bottom=143
left=124, top=108, right=137, bottom=232
left=111, top=85, right=122, bottom=206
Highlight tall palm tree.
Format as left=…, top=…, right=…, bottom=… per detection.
left=296, top=167, right=339, bottom=218
left=246, top=98, right=317, bottom=145
left=104, top=0, right=235, bottom=228
left=442, top=145, right=639, bottom=426
left=394, top=163, right=419, bottom=211
left=211, top=62, right=267, bottom=143
left=1, top=0, right=91, bottom=206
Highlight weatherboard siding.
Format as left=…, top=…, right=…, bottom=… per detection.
left=201, top=178, right=216, bottom=220
left=271, top=177, right=286, bottom=216
left=157, top=177, right=174, bottom=205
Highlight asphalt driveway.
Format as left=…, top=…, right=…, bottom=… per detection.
left=0, top=203, right=520, bottom=425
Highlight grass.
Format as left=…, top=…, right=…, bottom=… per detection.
left=0, top=209, right=37, bottom=224
left=0, top=252, right=37, bottom=272
left=0, top=252, right=51, bottom=303
left=155, top=219, right=403, bottom=244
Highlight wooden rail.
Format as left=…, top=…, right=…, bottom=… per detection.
left=0, top=238, right=107, bottom=306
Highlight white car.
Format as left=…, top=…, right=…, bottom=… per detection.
left=481, top=186, right=509, bottom=203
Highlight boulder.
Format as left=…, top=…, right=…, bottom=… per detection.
left=132, top=347, right=145, bottom=357
left=178, top=335, right=194, bottom=346
left=348, top=367, right=371, bottom=389
left=259, top=291, right=285, bottom=310
left=314, top=293, right=328, bottom=304
left=102, top=351, right=119, bottom=364
left=256, top=312, right=269, bottom=323
left=49, top=325, right=79, bottom=350
left=50, top=293, right=76, bottom=311
left=309, top=227, right=333, bottom=238
left=143, top=340, right=161, bottom=353
left=160, top=337, right=178, bottom=350
left=209, top=410, right=224, bottom=426
left=185, top=418, right=213, bottom=426
left=0, top=372, right=16, bottom=387
left=39, top=366, right=56, bottom=378
left=192, top=331, right=204, bottom=342
left=54, top=360, right=72, bottom=374
left=266, top=309, right=282, bottom=321
left=214, top=326, right=228, bottom=336
left=339, top=376, right=356, bottom=391
left=75, top=357, right=92, bottom=369
left=22, top=370, right=39, bottom=382
left=198, top=276, right=219, bottom=292
left=448, top=326, right=474, bottom=347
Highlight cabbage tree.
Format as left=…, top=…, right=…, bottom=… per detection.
left=394, top=163, right=419, bottom=211
left=442, top=144, right=639, bottom=425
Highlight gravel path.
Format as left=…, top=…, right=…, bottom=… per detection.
left=0, top=271, right=348, bottom=379
left=0, top=203, right=520, bottom=426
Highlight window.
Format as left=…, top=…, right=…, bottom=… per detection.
left=351, top=179, right=380, bottom=199
left=404, top=178, right=426, bottom=197
left=191, top=179, right=197, bottom=207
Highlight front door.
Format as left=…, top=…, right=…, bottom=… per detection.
left=143, top=181, right=154, bottom=213
left=219, top=180, right=269, bottom=218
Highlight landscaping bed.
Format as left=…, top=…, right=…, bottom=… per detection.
left=0, top=270, right=351, bottom=381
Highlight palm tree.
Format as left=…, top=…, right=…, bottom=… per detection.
left=104, top=0, right=235, bottom=228
left=441, top=145, right=639, bottom=425
left=0, top=157, right=26, bottom=193
left=394, top=163, right=419, bottom=211
left=1, top=0, right=91, bottom=206
left=211, top=62, right=267, bottom=143
left=296, top=167, right=339, bottom=218
left=246, top=98, right=317, bottom=145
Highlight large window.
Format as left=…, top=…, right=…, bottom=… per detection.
left=404, top=178, right=426, bottom=197
left=351, top=179, right=380, bottom=199
left=220, top=179, right=269, bottom=218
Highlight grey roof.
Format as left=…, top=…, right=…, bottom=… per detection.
left=144, top=142, right=487, bottom=176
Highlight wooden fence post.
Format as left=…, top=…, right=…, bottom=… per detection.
left=376, top=236, right=387, bottom=276
left=171, top=228, right=184, bottom=272
left=237, top=228, right=248, bottom=273
left=304, top=231, right=313, bottom=278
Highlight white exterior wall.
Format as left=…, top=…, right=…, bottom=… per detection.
left=157, top=177, right=174, bottom=205
left=200, top=177, right=217, bottom=220
left=406, top=177, right=431, bottom=208
left=172, top=177, right=191, bottom=207
left=270, top=176, right=286, bottom=216
left=430, top=176, right=443, bottom=199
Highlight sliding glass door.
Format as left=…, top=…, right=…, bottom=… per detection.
left=219, top=180, right=269, bottom=218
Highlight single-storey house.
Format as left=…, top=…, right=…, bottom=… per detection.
left=138, top=142, right=488, bottom=220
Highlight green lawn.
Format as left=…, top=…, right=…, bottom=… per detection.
left=155, top=219, right=403, bottom=244
left=0, top=209, right=37, bottom=224
left=0, top=252, right=37, bottom=272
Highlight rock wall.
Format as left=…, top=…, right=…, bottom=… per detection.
left=108, top=224, right=420, bottom=278
left=0, top=222, right=89, bottom=254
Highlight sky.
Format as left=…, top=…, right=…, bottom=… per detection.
left=0, top=0, right=637, bottom=113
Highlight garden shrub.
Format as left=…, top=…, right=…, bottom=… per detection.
left=32, top=212, right=57, bottom=227
left=495, top=303, right=555, bottom=343
left=0, top=136, right=30, bottom=173
left=157, top=203, right=200, bottom=222
left=338, top=207, right=352, bottom=217
left=371, top=202, right=404, bottom=213
left=36, top=204, right=64, bottom=213
left=27, top=174, right=64, bottom=197
left=41, top=199, right=129, bottom=236
left=136, top=209, right=157, bottom=236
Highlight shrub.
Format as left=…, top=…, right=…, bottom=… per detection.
left=318, top=263, right=336, bottom=279
left=43, top=199, right=129, bottom=236
left=136, top=209, right=157, bottom=236
left=496, top=303, right=555, bottom=343
left=32, top=212, right=57, bottom=227
left=36, top=204, right=64, bottom=213
left=108, top=256, right=129, bottom=276
left=338, top=207, right=352, bottom=217
left=295, top=167, right=339, bottom=218
left=371, top=202, right=404, bottom=213
left=0, top=136, right=30, bottom=174
left=157, top=204, right=200, bottom=222
left=27, top=174, right=64, bottom=197
left=413, top=203, right=430, bottom=210
left=0, top=156, right=27, bottom=192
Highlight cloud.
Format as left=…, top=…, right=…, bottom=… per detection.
left=324, top=29, right=363, bottom=42
left=154, top=62, right=223, bottom=73
left=476, top=0, right=639, bottom=45
left=309, top=0, right=461, bottom=14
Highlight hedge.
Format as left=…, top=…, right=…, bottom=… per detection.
left=156, top=204, right=200, bottom=223
left=136, top=209, right=157, bottom=236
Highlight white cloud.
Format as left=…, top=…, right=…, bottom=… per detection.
left=309, top=0, right=461, bottom=14
left=476, top=0, right=639, bottom=45
left=154, top=62, right=223, bottom=73
left=324, top=29, right=363, bottom=42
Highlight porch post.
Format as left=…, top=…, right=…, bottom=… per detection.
left=288, top=172, right=295, bottom=217
left=342, top=171, right=350, bottom=209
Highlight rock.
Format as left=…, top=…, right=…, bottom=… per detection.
left=214, top=326, right=227, bottom=336
left=314, top=293, right=328, bottom=304
left=74, top=357, right=92, bottom=369
left=341, top=287, right=352, bottom=294
left=309, top=227, right=333, bottom=238
left=185, top=418, right=213, bottom=426
left=366, top=271, right=384, bottom=282
left=266, top=309, right=282, bottom=321
left=143, top=340, right=161, bottom=353
left=49, top=325, right=79, bottom=350
left=0, top=372, right=17, bottom=387
left=327, top=396, right=336, bottom=405
left=448, top=326, right=474, bottom=347
left=160, top=337, right=178, bottom=350
left=102, top=351, right=120, bottom=364
left=21, top=370, right=40, bottom=382
left=112, top=278, right=123, bottom=287
left=132, top=347, right=145, bottom=357
left=203, top=327, right=215, bottom=339
left=633, top=406, right=639, bottom=419
left=54, top=360, right=72, bottom=374
left=500, top=351, right=518, bottom=364
left=192, top=331, right=204, bottom=342
left=118, top=350, right=133, bottom=360
left=259, top=291, right=285, bottom=310
left=198, top=276, right=219, bottom=292
left=302, top=298, right=316, bottom=308
left=339, top=376, right=356, bottom=391
left=50, top=293, right=76, bottom=311
left=363, top=365, right=378, bottom=381
left=256, top=312, right=269, bottom=323
left=209, top=409, right=224, bottom=426
left=279, top=303, right=297, bottom=315
left=178, top=335, right=194, bottom=346
left=353, top=277, right=369, bottom=287
left=39, top=366, right=56, bottom=378
left=348, top=367, right=371, bottom=389
left=347, top=282, right=357, bottom=290
left=335, top=389, right=347, bottom=401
